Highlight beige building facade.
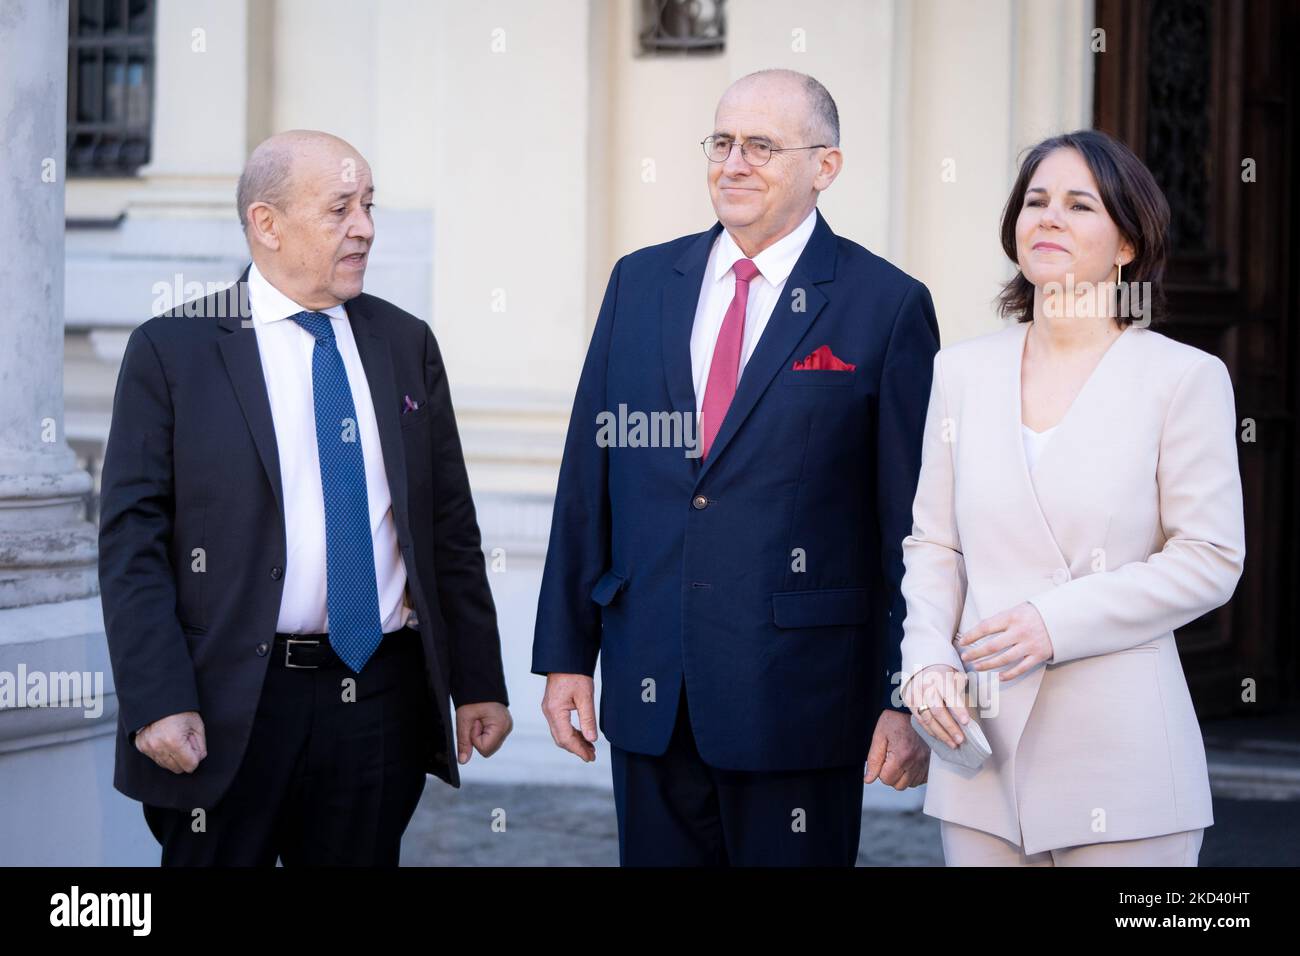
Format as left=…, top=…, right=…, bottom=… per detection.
left=3, top=0, right=1096, bottom=863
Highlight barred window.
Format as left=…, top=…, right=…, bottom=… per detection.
left=67, top=0, right=155, bottom=176
left=639, top=0, right=726, bottom=55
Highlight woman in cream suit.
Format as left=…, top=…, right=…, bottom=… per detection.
left=898, top=130, right=1245, bottom=866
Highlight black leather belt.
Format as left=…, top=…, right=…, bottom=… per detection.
left=272, top=628, right=414, bottom=669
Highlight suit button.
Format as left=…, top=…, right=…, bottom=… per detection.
left=1051, top=568, right=1070, bottom=585
left=270, top=566, right=282, bottom=580
left=692, top=495, right=709, bottom=510
left=256, top=642, right=269, bottom=656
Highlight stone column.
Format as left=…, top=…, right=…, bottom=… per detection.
left=0, top=0, right=152, bottom=865
left=0, top=0, right=97, bottom=607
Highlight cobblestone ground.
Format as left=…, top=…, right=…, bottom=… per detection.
left=401, top=781, right=945, bottom=866
left=402, top=781, right=1300, bottom=866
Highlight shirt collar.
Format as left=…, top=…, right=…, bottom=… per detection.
left=247, top=261, right=349, bottom=326
left=712, top=206, right=819, bottom=286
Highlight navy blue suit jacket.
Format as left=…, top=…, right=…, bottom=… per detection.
left=532, top=210, right=939, bottom=771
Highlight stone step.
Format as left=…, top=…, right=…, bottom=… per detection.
left=1206, top=746, right=1300, bottom=801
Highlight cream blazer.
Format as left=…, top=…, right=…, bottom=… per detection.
left=899, top=321, right=1245, bottom=855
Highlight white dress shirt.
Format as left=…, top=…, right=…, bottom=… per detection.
left=690, top=207, right=819, bottom=416
left=247, top=262, right=413, bottom=635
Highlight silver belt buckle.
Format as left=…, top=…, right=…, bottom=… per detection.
left=284, top=637, right=321, bottom=669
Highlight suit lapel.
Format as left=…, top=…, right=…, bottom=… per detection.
left=695, top=209, right=837, bottom=485
left=661, top=223, right=723, bottom=422
left=1015, top=320, right=1137, bottom=571
left=345, top=296, right=412, bottom=554
left=1004, top=321, right=1072, bottom=571
left=216, top=270, right=286, bottom=525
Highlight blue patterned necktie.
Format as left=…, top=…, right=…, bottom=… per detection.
left=288, top=310, right=383, bottom=673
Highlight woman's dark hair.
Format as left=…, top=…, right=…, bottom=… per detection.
left=996, top=129, right=1170, bottom=327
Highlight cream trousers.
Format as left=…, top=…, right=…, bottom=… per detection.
left=940, top=820, right=1204, bottom=866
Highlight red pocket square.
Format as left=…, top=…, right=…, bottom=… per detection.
left=791, top=345, right=855, bottom=372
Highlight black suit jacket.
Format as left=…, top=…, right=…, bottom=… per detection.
left=98, top=268, right=509, bottom=810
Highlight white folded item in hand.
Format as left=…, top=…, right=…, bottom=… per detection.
left=910, top=712, right=992, bottom=770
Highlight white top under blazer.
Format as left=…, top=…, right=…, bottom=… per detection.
left=1021, top=424, right=1057, bottom=472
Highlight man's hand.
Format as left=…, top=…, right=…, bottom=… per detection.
left=455, top=702, right=513, bottom=764
left=134, top=711, right=207, bottom=774
left=864, top=709, right=929, bottom=790
left=541, top=673, right=598, bottom=762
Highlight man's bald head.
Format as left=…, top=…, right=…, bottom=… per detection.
left=720, top=69, right=840, bottom=148
left=236, top=130, right=360, bottom=230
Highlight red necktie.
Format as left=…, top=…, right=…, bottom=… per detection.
left=700, top=258, right=761, bottom=459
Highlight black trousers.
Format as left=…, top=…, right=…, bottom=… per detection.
left=143, top=630, right=432, bottom=866
left=610, top=681, right=865, bottom=866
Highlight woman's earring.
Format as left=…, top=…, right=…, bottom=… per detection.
left=1117, top=261, right=1123, bottom=287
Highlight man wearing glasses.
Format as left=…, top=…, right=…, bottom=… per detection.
left=533, top=70, right=938, bottom=866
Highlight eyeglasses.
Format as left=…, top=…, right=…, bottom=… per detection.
left=701, top=135, right=828, bottom=167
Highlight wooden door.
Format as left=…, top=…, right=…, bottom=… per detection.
left=1094, top=0, right=1299, bottom=714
